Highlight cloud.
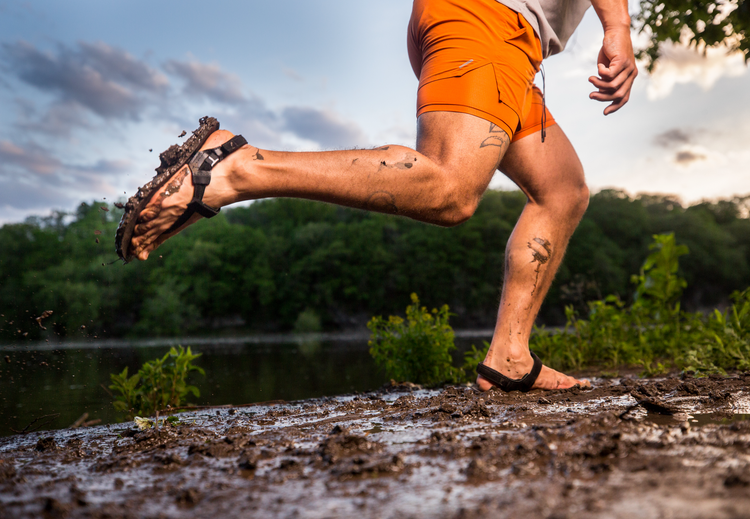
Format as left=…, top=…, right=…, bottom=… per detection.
left=674, top=149, right=706, bottom=165
left=14, top=99, right=91, bottom=137
left=1, top=41, right=168, bottom=120
left=653, top=128, right=692, bottom=148
left=0, top=140, right=61, bottom=175
left=282, top=106, right=367, bottom=148
left=164, top=58, right=246, bottom=104
left=645, top=39, right=747, bottom=100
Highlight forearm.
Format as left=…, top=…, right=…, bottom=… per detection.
left=590, top=0, right=630, bottom=31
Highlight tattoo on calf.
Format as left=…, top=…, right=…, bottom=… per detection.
left=527, top=237, right=553, bottom=308
left=253, top=150, right=264, bottom=160
left=366, top=191, right=399, bottom=214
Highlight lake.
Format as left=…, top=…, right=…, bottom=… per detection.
left=0, top=330, right=492, bottom=437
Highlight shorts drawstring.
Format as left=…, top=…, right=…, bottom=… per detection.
left=540, top=63, right=546, bottom=143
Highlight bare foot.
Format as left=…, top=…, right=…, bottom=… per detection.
left=476, top=350, right=590, bottom=391
left=129, top=130, right=251, bottom=260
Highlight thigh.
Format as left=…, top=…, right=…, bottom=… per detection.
left=416, top=110, right=510, bottom=195
left=499, top=124, right=585, bottom=204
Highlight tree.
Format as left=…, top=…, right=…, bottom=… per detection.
left=636, top=0, right=749, bottom=71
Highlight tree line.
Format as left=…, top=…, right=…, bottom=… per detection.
left=1, top=189, right=748, bottom=342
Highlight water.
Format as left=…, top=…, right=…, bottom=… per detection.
left=0, top=331, right=492, bottom=437
left=645, top=412, right=750, bottom=428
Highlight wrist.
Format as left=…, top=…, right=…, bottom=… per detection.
left=602, top=20, right=631, bottom=32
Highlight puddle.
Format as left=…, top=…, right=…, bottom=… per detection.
left=645, top=413, right=750, bottom=427
left=364, top=423, right=384, bottom=434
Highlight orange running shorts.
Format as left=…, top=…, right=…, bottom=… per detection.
left=407, top=0, right=556, bottom=141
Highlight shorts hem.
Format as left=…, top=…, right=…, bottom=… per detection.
left=512, top=117, right=557, bottom=142
left=417, top=104, right=516, bottom=141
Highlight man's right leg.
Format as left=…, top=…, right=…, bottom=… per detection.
left=129, top=111, right=508, bottom=260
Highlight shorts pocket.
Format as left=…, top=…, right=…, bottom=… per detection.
left=418, top=56, right=492, bottom=88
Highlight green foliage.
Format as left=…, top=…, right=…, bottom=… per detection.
left=632, top=233, right=689, bottom=312
left=532, top=234, right=750, bottom=375
left=460, top=341, right=491, bottom=383
left=635, top=0, right=749, bottom=72
left=109, top=346, right=205, bottom=420
left=368, top=294, right=459, bottom=386
left=1, top=191, right=750, bottom=342
left=294, top=308, right=322, bottom=333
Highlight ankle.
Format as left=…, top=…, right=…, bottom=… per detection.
left=485, top=344, right=533, bottom=373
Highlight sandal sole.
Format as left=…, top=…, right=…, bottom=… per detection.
left=115, top=116, right=220, bottom=262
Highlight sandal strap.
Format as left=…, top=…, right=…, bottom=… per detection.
left=165, top=135, right=247, bottom=234
left=476, top=352, right=543, bottom=392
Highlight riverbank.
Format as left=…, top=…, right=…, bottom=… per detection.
left=1, top=372, right=749, bottom=518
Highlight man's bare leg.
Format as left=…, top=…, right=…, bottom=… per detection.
left=477, top=124, right=590, bottom=390
left=130, top=112, right=505, bottom=257
left=130, top=112, right=587, bottom=390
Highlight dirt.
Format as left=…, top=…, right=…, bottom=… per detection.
left=1, top=373, right=749, bottom=518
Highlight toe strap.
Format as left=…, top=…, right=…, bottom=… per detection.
left=165, top=135, right=247, bottom=234
left=476, top=352, right=543, bottom=392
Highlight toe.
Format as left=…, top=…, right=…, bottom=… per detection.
left=137, top=207, right=159, bottom=223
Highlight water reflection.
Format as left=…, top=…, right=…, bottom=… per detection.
left=0, top=331, right=491, bottom=437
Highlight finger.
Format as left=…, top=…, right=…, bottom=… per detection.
left=603, top=89, right=631, bottom=115
left=588, top=68, right=631, bottom=92
left=589, top=66, right=636, bottom=106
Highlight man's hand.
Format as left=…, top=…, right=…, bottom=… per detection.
left=588, top=26, right=638, bottom=115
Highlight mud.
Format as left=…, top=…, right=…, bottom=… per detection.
left=1, top=373, right=749, bottom=518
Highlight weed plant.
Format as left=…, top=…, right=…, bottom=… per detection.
left=368, top=293, right=460, bottom=386
left=109, top=346, right=204, bottom=420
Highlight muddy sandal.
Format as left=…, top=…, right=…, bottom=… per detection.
left=476, top=352, right=543, bottom=392
left=115, top=116, right=246, bottom=263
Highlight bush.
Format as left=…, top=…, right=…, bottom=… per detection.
left=109, top=346, right=205, bottom=420
left=367, top=293, right=460, bottom=386
left=532, top=234, right=750, bottom=375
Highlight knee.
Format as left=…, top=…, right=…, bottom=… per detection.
left=537, top=168, right=589, bottom=222
left=434, top=176, right=482, bottom=227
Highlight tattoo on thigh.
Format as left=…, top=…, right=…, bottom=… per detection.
left=479, top=123, right=510, bottom=150
left=365, top=191, right=399, bottom=214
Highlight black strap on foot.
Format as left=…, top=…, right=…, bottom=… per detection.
left=476, top=352, right=543, bottom=392
left=165, top=135, right=247, bottom=233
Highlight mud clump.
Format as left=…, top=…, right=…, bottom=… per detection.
left=35, top=437, right=58, bottom=452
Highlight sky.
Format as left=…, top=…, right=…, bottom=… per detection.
left=0, top=0, right=748, bottom=224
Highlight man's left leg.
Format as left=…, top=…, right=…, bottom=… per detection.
left=478, top=123, right=591, bottom=390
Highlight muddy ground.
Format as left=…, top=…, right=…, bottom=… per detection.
left=1, top=372, right=750, bottom=518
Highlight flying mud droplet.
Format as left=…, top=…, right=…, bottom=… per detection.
left=149, top=149, right=153, bottom=152
left=178, top=130, right=187, bottom=138
left=94, top=230, right=102, bottom=235
left=95, top=238, right=99, bottom=244
left=36, top=311, right=53, bottom=330
left=114, top=202, right=124, bottom=209
left=100, top=206, right=109, bottom=212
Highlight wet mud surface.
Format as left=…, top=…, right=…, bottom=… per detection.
left=1, top=373, right=750, bottom=518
